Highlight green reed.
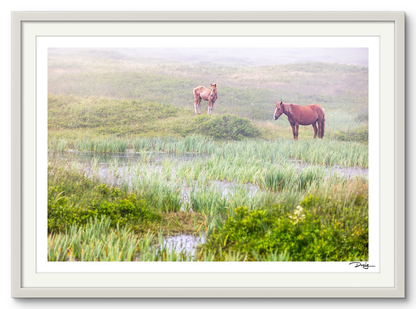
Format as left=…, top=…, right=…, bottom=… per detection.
left=48, top=151, right=368, bottom=261
left=49, top=136, right=368, bottom=168
left=48, top=216, right=255, bottom=262
left=48, top=217, right=191, bottom=261
left=133, top=135, right=216, bottom=154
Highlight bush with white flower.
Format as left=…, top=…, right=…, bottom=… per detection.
left=289, top=205, right=306, bottom=224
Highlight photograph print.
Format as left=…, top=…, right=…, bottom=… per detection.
left=46, top=37, right=372, bottom=265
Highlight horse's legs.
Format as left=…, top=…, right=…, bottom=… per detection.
left=196, top=97, right=202, bottom=115
left=194, top=96, right=201, bottom=115
left=317, top=121, right=321, bottom=138
left=208, top=100, right=214, bottom=115
left=290, top=123, right=296, bottom=140
left=295, top=124, right=299, bottom=141
left=319, top=117, right=325, bottom=139
left=312, top=122, right=318, bottom=139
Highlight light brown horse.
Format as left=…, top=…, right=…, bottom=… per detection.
left=193, top=83, right=218, bottom=115
left=273, top=101, right=325, bottom=140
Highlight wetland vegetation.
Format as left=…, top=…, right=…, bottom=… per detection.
left=47, top=47, right=369, bottom=262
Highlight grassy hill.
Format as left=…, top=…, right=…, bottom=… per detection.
left=48, top=48, right=368, bottom=141
left=48, top=95, right=261, bottom=141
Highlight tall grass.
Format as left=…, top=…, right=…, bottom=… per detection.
left=48, top=216, right=257, bottom=262
left=73, top=138, right=129, bottom=153
left=49, top=136, right=368, bottom=168
left=48, top=217, right=192, bottom=261
left=130, top=168, right=183, bottom=213
left=133, top=135, right=217, bottom=153
left=48, top=146, right=368, bottom=261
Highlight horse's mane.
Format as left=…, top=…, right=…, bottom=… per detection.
left=283, top=102, right=292, bottom=115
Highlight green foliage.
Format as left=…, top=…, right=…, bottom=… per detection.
left=194, top=114, right=260, bottom=140
left=200, top=190, right=368, bottom=261
left=48, top=165, right=160, bottom=233
left=48, top=217, right=193, bottom=262
left=131, top=176, right=183, bottom=213
left=332, top=125, right=368, bottom=143
left=48, top=216, right=252, bottom=262
left=48, top=143, right=369, bottom=261
left=48, top=94, right=189, bottom=138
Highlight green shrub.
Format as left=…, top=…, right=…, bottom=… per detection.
left=48, top=165, right=160, bottom=233
left=332, top=124, right=368, bottom=143
left=200, top=193, right=368, bottom=261
left=194, top=114, right=260, bottom=140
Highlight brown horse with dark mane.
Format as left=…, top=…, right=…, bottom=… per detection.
left=193, top=83, right=218, bottom=115
left=273, top=101, right=325, bottom=140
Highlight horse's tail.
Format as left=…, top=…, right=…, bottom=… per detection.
left=320, top=108, right=325, bottom=139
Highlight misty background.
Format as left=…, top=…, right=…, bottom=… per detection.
left=51, top=47, right=368, bottom=67
left=48, top=47, right=368, bottom=138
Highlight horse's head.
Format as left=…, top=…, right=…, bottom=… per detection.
left=210, top=83, right=217, bottom=97
left=274, top=101, right=284, bottom=120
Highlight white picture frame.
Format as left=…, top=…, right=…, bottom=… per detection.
left=11, top=11, right=405, bottom=298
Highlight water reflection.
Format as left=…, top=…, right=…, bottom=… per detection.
left=163, top=234, right=206, bottom=258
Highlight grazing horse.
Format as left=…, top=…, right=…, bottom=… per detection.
left=193, top=83, right=218, bottom=115
left=273, top=101, right=325, bottom=140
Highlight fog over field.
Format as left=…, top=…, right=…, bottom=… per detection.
left=48, top=47, right=368, bottom=133
left=51, top=47, right=368, bottom=67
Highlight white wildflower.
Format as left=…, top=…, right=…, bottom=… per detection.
left=289, top=205, right=305, bottom=224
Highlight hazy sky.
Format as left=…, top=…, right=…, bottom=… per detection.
left=119, top=47, right=368, bottom=66
left=52, top=47, right=368, bottom=67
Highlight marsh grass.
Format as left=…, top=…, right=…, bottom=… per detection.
left=48, top=216, right=254, bottom=262
left=47, top=49, right=369, bottom=262
left=50, top=136, right=368, bottom=168
left=48, top=217, right=193, bottom=261
left=48, top=146, right=368, bottom=261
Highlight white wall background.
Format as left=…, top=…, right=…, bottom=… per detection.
left=1, top=1, right=413, bottom=308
